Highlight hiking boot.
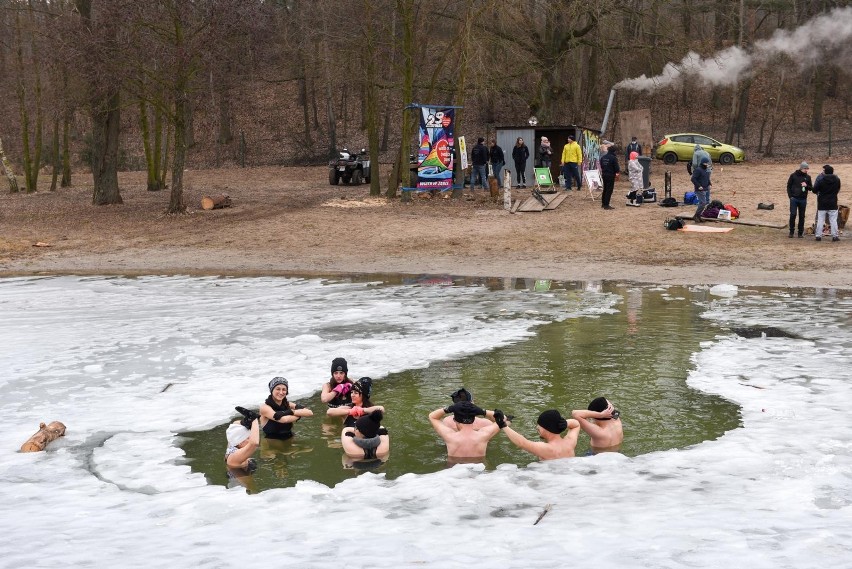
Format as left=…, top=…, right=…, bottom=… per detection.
left=603, top=205, right=615, bottom=210
left=788, top=233, right=794, bottom=238
left=815, top=237, right=821, bottom=241
left=797, top=234, right=804, bottom=238
left=832, top=236, right=840, bottom=242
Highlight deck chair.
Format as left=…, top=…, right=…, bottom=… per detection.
left=584, top=169, right=602, bottom=200
left=532, top=167, right=557, bottom=194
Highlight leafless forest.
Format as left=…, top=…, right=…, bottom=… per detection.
left=1, top=0, right=851, bottom=212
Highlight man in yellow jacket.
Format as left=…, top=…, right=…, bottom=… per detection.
left=560, top=135, right=583, bottom=191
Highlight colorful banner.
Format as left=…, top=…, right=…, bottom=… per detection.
left=417, top=107, right=455, bottom=191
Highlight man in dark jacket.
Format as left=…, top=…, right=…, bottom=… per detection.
left=786, top=162, right=813, bottom=238
left=598, top=145, right=621, bottom=209
left=690, top=156, right=712, bottom=220
left=470, top=137, right=489, bottom=191
left=625, top=136, right=642, bottom=162
left=489, top=139, right=505, bottom=183
left=812, top=164, right=841, bottom=242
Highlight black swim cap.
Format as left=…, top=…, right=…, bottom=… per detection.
left=588, top=397, right=609, bottom=413
left=331, top=357, right=348, bottom=374
left=355, top=409, right=383, bottom=438
left=537, top=410, right=568, bottom=434
left=451, top=401, right=484, bottom=424
left=450, top=388, right=473, bottom=404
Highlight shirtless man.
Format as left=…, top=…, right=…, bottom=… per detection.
left=441, top=388, right=494, bottom=431
left=572, top=397, right=623, bottom=452
left=496, top=409, right=580, bottom=460
left=429, top=401, right=501, bottom=460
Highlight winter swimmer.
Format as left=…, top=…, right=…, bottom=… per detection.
left=327, top=377, right=385, bottom=427
left=259, top=377, right=314, bottom=440
left=441, top=388, right=496, bottom=431
left=429, top=401, right=501, bottom=460
left=572, top=397, right=623, bottom=452
left=496, top=409, right=581, bottom=460
left=340, top=409, right=390, bottom=461
left=321, top=357, right=354, bottom=410
left=225, top=413, right=260, bottom=470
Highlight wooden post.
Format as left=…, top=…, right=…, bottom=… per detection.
left=20, top=421, right=66, bottom=452
left=200, top=194, right=232, bottom=210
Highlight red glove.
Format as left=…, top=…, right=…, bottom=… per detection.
left=348, top=406, right=364, bottom=418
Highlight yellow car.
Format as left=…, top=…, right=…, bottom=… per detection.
left=654, top=133, right=745, bottom=165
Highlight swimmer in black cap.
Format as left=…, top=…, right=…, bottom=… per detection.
left=341, top=409, right=390, bottom=461
left=327, top=377, right=385, bottom=427
left=495, top=409, right=580, bottom=460
left=321, top=357, right=355, bottom=410
left=428, top=400, right=501, bottom=459
left=572, top=397, right=623, bottom=452
left=259, top=376, right=314, bottom=440
left=441, top=388, right=497, bottom=431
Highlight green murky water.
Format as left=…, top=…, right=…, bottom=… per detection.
left=180, top=280, right=741, bottom=492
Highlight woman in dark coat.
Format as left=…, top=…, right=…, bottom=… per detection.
left=512, top=137, right=530, bottom=188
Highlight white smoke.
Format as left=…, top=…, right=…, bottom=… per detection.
left=615, top=6, right=852, bottom=92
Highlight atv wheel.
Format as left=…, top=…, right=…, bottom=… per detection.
left=329, top=169, right=340, bottom=185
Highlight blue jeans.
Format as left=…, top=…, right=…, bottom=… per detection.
left=563, top=163, right=581, bottom=189
left=472, top=165, right=488, bottom=189
left=492, top=162, right=504, bottom=183
left=789, top=197, right=807, bottom=235
left=695, top=189, right=709, bottom=216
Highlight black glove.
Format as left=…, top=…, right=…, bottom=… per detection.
left=273, top=409, right=294, bottom=421
left=294, top=403, right=304, bottom=410
left=235, top=406, right=260, bottom=429
left=493, top=409, right=507, bottom=429
left=611, top=409, right=621, bottom=420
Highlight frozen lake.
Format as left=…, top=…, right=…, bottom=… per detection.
left=2, top=275, right=851, bottom=568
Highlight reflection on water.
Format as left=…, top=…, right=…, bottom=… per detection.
left=180, top=279, right=741, bottom=492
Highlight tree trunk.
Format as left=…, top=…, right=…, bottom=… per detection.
left=139, top=98, right=162, bottom=191
left=362, top=0, right=381, bottom=197
left=811, top=66, right=825, bottom=132
left=0, top=137, right=21, bottom=194
left=60, top=110, right=71, bottom=187
left=387, top=0, right=416, bottom=199
left=91, top=90, right=123, bottom=205
left=50, top=117, right=60, bottom=191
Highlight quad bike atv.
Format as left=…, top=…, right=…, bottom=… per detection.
left=329, top=148, right=371, bottom=185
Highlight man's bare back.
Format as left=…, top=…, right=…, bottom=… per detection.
left=429, top=405, right=500, bottom=458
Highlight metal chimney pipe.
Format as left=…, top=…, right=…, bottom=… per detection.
left=600, top=88, right=617, bottom=135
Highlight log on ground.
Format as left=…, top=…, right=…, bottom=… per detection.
left=20, top=421, right=67, bottom=452
left=201, top=194, right=233, bottom=210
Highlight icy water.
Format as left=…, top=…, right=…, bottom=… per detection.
left=181, top=280, right=740, bottom=491
left=2, top=275, right=852, bottom=568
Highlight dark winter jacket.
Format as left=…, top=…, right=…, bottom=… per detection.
left=813, top=174, right=840, bottom=210
left=625, top=141, right=642, bottom=161
left=691, top=165, right=712, bottom=191
left=471, top=142, right=489, bottom=166
left=787, top=170, right=813, bottom=199
left=512, top=144, right=529, bottom=164
left=599, top=148, right=621, bottom=178
left=490, top=144, right=505, bottom=164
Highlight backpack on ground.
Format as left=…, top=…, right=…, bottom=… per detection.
left=665, top=218, right=684, bottom=230
left=659, top=197, right=678, bottom=207
left=723, top=204, right=740, bottom=219
left=684, top=192, right=698, bottom=205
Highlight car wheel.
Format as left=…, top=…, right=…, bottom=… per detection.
left=329, top=169, right=339, bottom=185
left=663, top=152, right=678, bottom=165
left=719, top=153, right=734, bottom=165
left=350, top=169, right=362, bottom=185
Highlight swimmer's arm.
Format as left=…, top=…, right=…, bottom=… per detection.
left=502, top=426, right=552, bottom=459
left=326, top=405, right=352, bottom=417
left=320, top=384, right=336, bottom=403
left=226, top=420, right=259, bottom=468
left=291, top=403, right=313, bottom=418
left=260, top=403, right=300, bottom=424
left=571, top=410, right=607, bottom=436
left=564, top=420, right=581, bottom=447
left=429, top=408, right=457, bottom=439
left=364, top=405, right=385, bottom=414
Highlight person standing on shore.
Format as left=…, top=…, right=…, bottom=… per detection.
left=470, top=137, right=489, bottom=191
left=625, top=136, right=642, bottom=163
left=560, top=135, right=583, bottom=191
left=598, top=144, right=620, bottom=209
left=786, top=162, right=813, bottom=238
left=812, top=164, right=841, bottom=242
left=538, top=136, right=553, bottom=169
left=489, top=138, right=505, bottom=183
left=690, top=156, right=712, bottom=219
left=512, top=137, right=530, bottom=188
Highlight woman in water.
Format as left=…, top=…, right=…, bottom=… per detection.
left=259, top=376, right=313, bottom=440
left=225, top=415, right=260, bottom=469
left=327, top=377, right=385, bottom=425
left=340, top=409, right=390, bottom=461
left=321, top=357, right=354, bottom=409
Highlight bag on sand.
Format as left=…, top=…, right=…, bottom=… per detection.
left=684, top=192, right=698, bottom=205
left=723, top=204, right=740, bottom=219
left=660, top=197, right=678, bottom=207
left=665, top=218, right=684, bottom=230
